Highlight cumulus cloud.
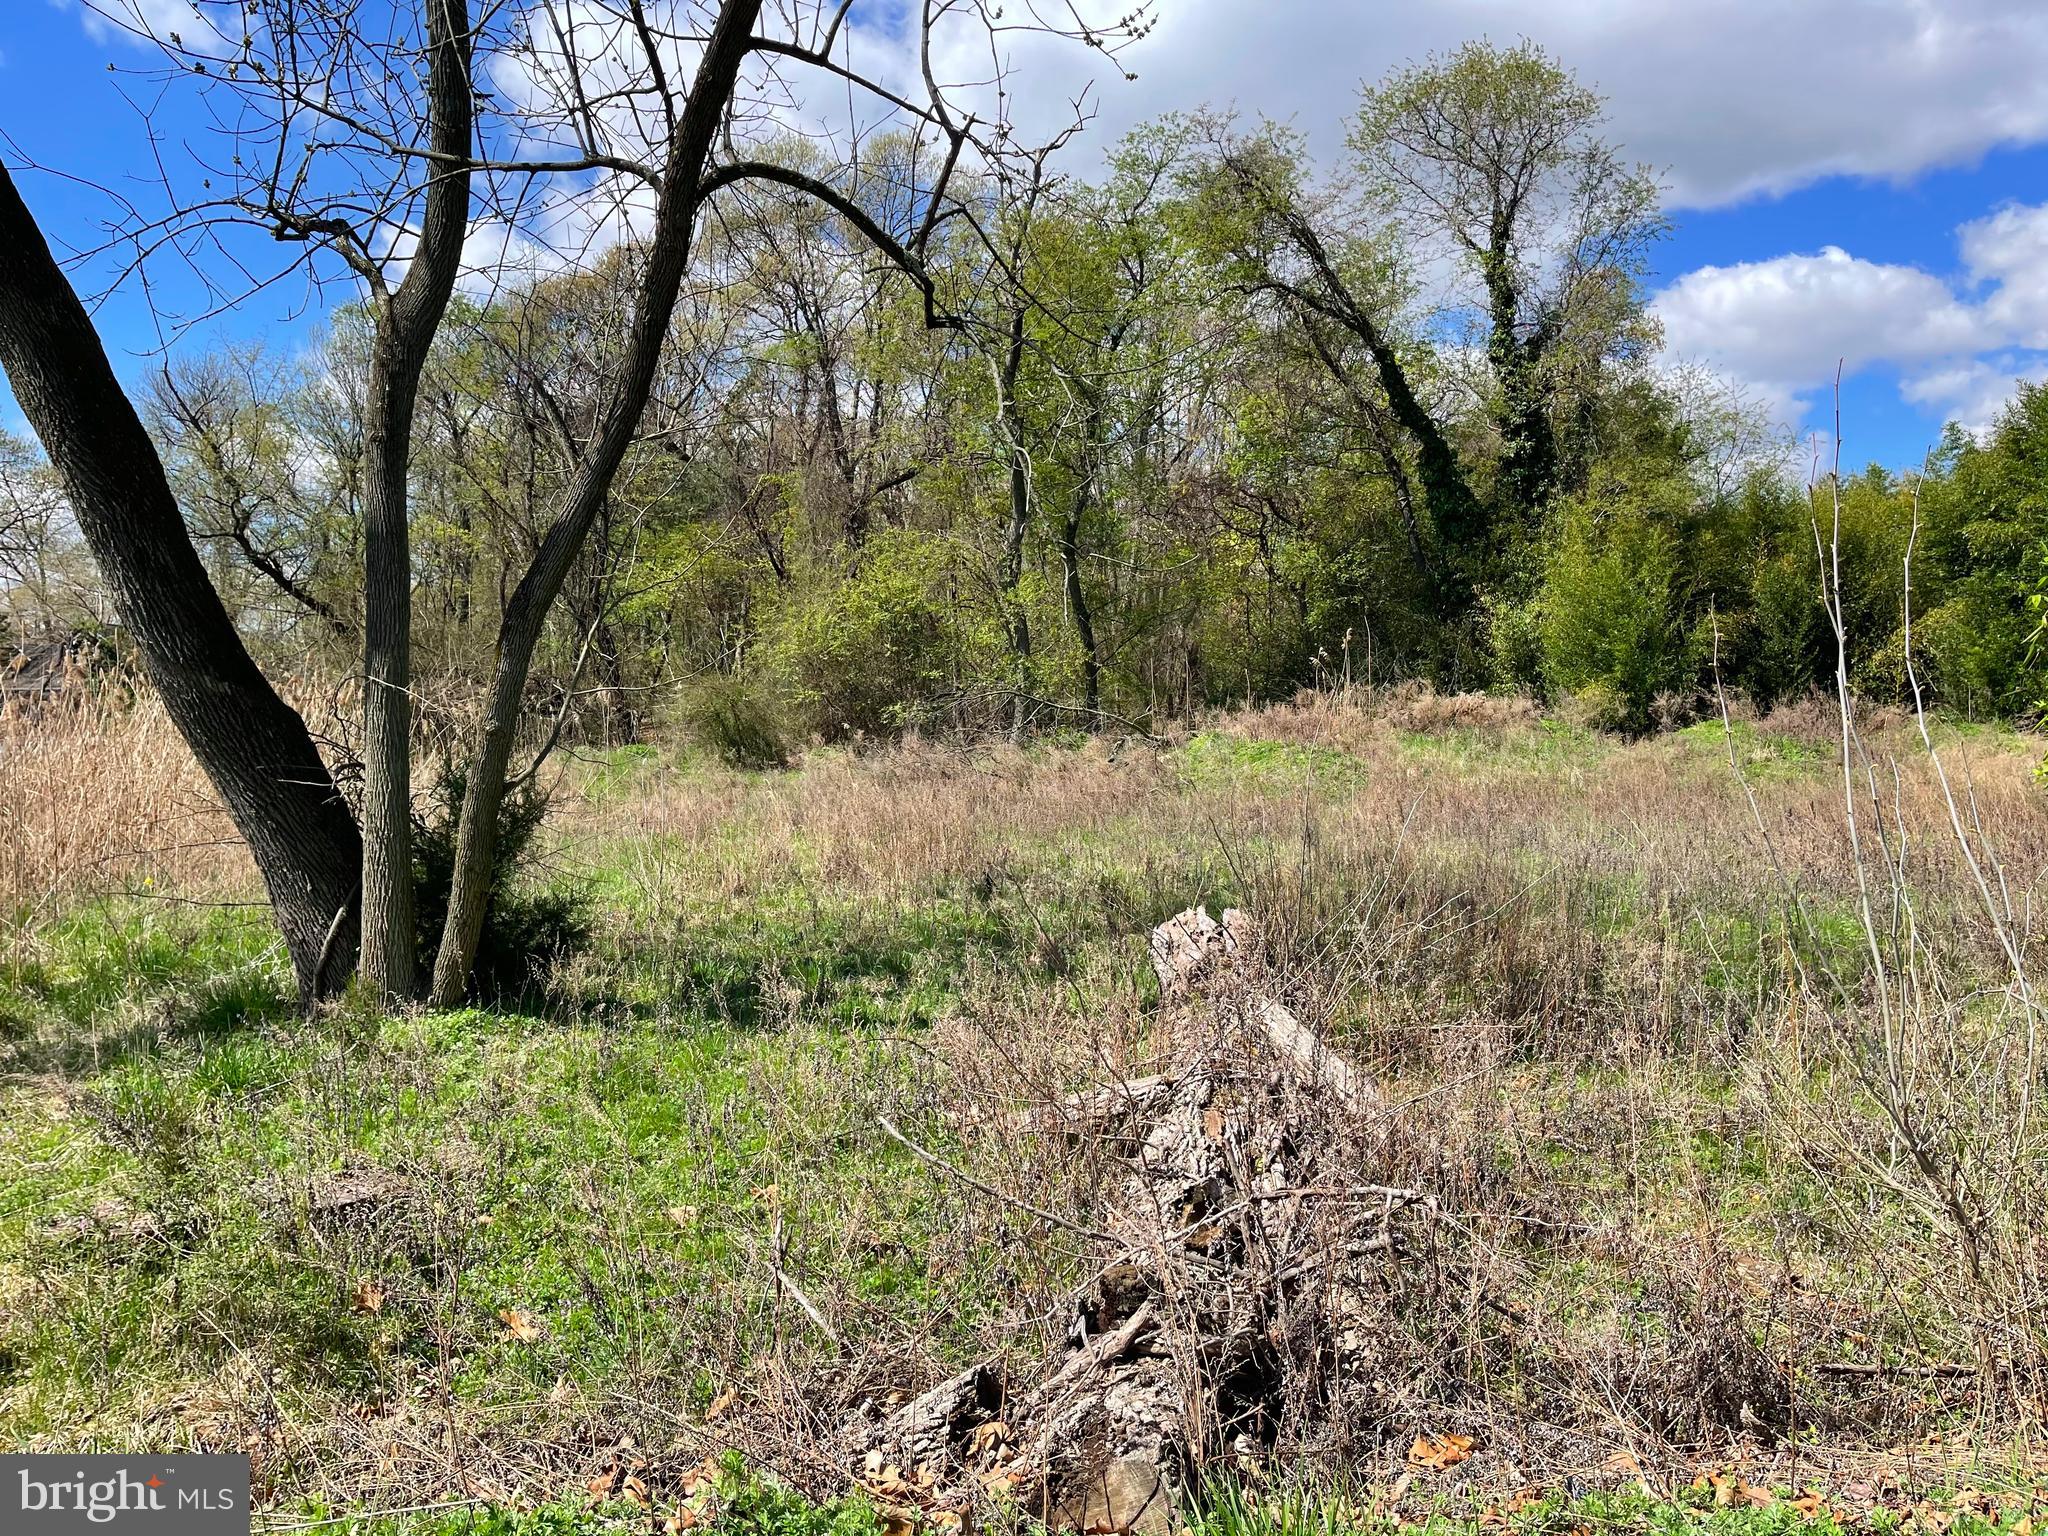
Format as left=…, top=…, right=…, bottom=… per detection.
left=1959, top=202, right=2048, bottom=346
left=966, top=0, right=2048, bottom=209
left=1900, top=356, right=2048, bottom=434
left=69, top=0, right=2048, bottom=212
left=1651, top=208, right=2048, bottom=439
left=1656, top=248, right=1986, bottom=383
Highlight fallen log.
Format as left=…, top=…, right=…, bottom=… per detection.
left=1151, top=904, right=1382, bottom=1112
left=846, top=907, right=1425, bottom=1531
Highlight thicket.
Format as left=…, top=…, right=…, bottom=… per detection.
left=8, top=44, right=2046, bottom=753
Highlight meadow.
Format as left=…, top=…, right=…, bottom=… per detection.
left=2, top=687, right=2046, bottom=1534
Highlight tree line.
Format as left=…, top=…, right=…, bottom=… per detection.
left=2, top=11, right=2043, bottom=1007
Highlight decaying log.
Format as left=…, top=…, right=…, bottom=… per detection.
left=1152, top=904, right=1381, bottom=1112
left=847, top=907, right=1426, bottom=1531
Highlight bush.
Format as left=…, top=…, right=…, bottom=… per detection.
left=681, top=673, right=792, bottom=768
left=760, top=531, right=997, bottom=739
left=412, top=769, right=590, bottom=1003
left=1537, top=496, right=1703, bottom=733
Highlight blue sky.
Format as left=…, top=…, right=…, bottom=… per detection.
left=7, top=0, right=2048, bottom=471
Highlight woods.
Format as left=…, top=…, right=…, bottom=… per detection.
left=4, top=3, right=2048, bottom=1526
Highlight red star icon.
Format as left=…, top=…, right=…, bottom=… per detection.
left=147, top=1477, right=163, bottom=1489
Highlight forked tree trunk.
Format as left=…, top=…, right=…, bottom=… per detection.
left=0, top=166, right=364, bottom=1005
left=358, top=0, right=475, bottom=1002
left=427, top=0, right=765, bottom=1006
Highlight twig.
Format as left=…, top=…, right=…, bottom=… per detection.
left=1813, top=1362, right=1977, bottom=1380
left=876, top=1114, right=1116, bottom=1244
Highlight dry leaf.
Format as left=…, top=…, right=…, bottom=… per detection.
left=1408, top=1431, right=1475, bottom=1470
left=350, top=1278, right=386, bottom=1315
left=666, top=1205, right=699, bottom=1228
left=705, top=1387, right=737, bottom=1421
left=498, top=1307, right=543, bottom=1342
left=1706, top=1472, right=1750, bottom=1509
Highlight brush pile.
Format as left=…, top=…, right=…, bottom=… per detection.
left=845, top=907, right=1448, bottom=1533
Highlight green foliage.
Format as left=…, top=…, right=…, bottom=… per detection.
left=710, top=1455, right=886, bottom=1536
left=760, top=531, right=997, bottom=739
left=22, top=47, right=2046, bottom=745
left=681, top=673, right=793, bottom=769
left=412, top=770, right=591, bottom=1002
left=1537, top=486, right=1704, bottom=732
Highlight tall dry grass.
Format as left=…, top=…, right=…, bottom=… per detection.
left=0, top=693, right=253, bottom=929
left=8, top=672, right=2046, bottom=1456
left=551, top=686, right=2048, bottom=1455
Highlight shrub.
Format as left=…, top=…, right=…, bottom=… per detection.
left=760, top=531, right=997, bottom=739
left=681, top=673, right=792, bottom=768
left=412, top=769, right=590, bottom=1003
left=1537, top=496, right=1703, bottom=733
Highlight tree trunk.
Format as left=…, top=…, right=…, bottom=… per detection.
left=427, top=0, right=764, bottom=1007
left=1483, top=252, right=1557, bottom=524
left=358, top=0, right=475, bottom=1002
left=999, top=305, right=1033, bottom=743
left=0, top=166, right=363, bottom=1005
left=1279, top=209, right=1485, bottom=593
left=1061, top=385, right=1106, bottom=719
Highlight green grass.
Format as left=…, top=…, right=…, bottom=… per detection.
left=0, top=902, right=1023, bottom=1454
left=1673, top=720, right=1833, bottom=779
left=1391, top=717, right=1607, bottom=774
left=1175, top=730, right=1372, bottom=790
left=275, top=1454, right=889, bottom=1536
left=1189, top=1481, right=2047, bottom=1536
left=6, top=705, right=2043, bottom=1514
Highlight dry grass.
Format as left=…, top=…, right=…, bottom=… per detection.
left=0, top=694, right=253, bottom=928
left=3, top=684, right=2046, bottom=1505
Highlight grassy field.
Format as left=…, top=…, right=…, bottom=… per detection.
left=3, top=688, right=2046, bottom=1530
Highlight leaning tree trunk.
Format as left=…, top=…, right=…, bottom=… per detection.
left=0, top=166, right=363, bottom=1005
left=427, top=0, right=764, bottom=1007
left=357, top=0, right=475, bottom=1002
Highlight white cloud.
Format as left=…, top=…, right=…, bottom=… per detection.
left=74, top=0, right=224, bottom=47
left=1900, top=356, right=2048, bottom=435
left=73, top=0, right=2048, bottom=213
left=1655, top=248, right=1986, bottom=385
left=961, top=0, right=2048, bottom=210
left=1652, top=210, right=2048, bottom=440
left=1959, top=202, right=2048, bottom=346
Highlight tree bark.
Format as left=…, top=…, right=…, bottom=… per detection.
left=1278, top=211, right=1485, bottom=577
left=999, top=302, right=1034, bottom=744
left=427, top=0, right=764, bottom=1007
left=358, top=0, right=475, bottom=1002
left=1483, top=248, right=1558, bottom=523
left=0, top=166, right=363, bottom=1005
left=1060, top=384, right=1106, bottom=719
